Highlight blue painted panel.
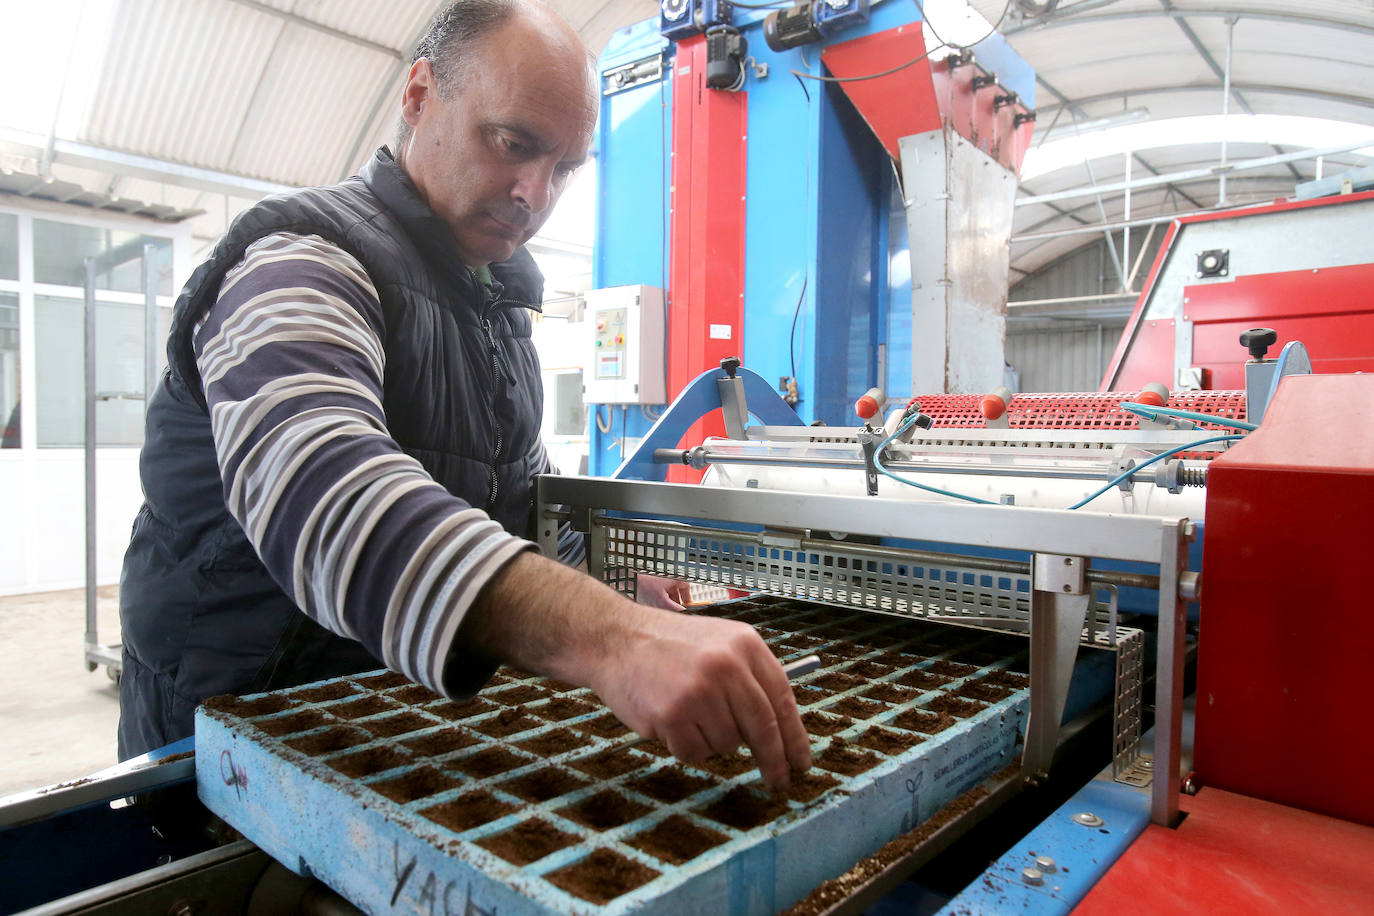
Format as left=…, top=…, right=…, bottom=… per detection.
left=968, top=30, right=1036, bottom=107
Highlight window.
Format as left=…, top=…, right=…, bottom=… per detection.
left=33, top=219, right=174, bottom=295
left=1, top=292, right=18, bottom=448
left=0, top=213, right=17, bottom=281
left=551, top=370, right=587, bottom=436
left=34, top=295, right=170, bottom=447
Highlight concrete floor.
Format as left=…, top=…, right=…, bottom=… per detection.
left=0, top=585, right=123, bottom=797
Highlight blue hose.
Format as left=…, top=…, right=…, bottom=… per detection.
left=1118, top=401, right=1258, bottom=431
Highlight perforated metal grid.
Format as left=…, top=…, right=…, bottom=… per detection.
left=1111, top=628, right=1144, bottom=781
left=910, top=391, right=1248, bottom=431
left=195, top=599, right=1030, bottom=916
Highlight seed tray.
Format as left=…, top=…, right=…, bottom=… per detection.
left=195, top=596, right=1030, bottom=915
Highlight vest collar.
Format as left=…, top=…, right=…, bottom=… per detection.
left=361, top=147, right=544, bottom=312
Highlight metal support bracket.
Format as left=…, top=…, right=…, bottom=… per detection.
left=858, top=429, right=881, bottom=496
left=717, top=373, right=749, bottom=440
left=1023, top=554, right=1090, bottom=781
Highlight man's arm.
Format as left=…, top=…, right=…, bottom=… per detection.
left=460, top=552, right=812, bottom=790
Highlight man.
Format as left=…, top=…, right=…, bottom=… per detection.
left=118, top=0, right=810, bottom=791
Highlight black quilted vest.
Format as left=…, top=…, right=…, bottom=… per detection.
left=117, top=148, right=546, bottom=759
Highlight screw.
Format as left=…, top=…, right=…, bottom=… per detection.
left=1022, top=867, right=1044, bottom=885
left=1035, top=855, right=1057, bottom=873
left=1073, top=811, right=1104, bottom=827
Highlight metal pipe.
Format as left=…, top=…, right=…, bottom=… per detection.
left=83, top=258, right=98, bottom=662
left=144, top=244, right=157, bottom=417
left=1220, top=16, right=1235, bottom=205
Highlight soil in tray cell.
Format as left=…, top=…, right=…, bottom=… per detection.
left=626, top=766, right=717, bottom=803
left=254, top=709, right=331, bottom=737
left=330, top=696, right=400, bottom=720
left=926, top=659, right=979, bottom=677
left=696, top=752, right=756, bottom=779
left=820, top=644, right=866, bottom=660
left=514, top=727, right=591, bottom=757
left=814, top=738, right=882, bottom=776
left=328, top=745, right=411, bottom=778
left=983, top=669, right=1029, bottom=689
left=371, top=765, right=462, bottom=803
left=472, top=708, right=543, bottom=738
left=560, top=790, right=653, bottom=831
left=477, top=818, right=578, bottom=866
left=628, top=814, right=728, bottom=865
left=389, top=684, right=441, bottom=705
left=547, top=848, right=660, bottom=905
left=290, top=682, right=358, bottom=703
left=801, top=711, right=853, bottom=738
left=845, top=660, right=897, bottom=679
left=863, top=683, right=919, bottom=705
left=633, top=740, right=672, bottom=758
left=793, top=685, right=835, bottom=707
left=926, top=696, right=987, bottom=719
left=421, top=789, right=515, bottom=832
left=534, top=697, right=597, bottom=722
left=449, top=747, right=532, bottom=779
left=355, top=671, right=410, bottom=690
left=786, top=635, right=825, bottom=649
left=542, top=678, right=578, bottom=693
left=827, top=697, right=886, bottom=720
left=571, top=747, right=645, bottom=780
left=284, top=726, right=370, bottom=755
left=956, top=681, right=1013, bottom=703
left=428, top=698, right=496, bottom=721
left=576, top=712, right=631, bottom=739
left=810, top=672, right=864, bottom=692
left=487, top=684, right=552, bottom=706
left=890, top=709, right=957, bottom=735
left=895, top=669, right=951, bottom=691
left=854, top=727, right=924, bottom=756
left=203, top=693, right=296, bottom=718
left=699, top=786, right=790, bottom=830
left=363, top=711, right=433, bottom=738
left=785, top=770, right=839, bottom=803
left=402, top=728, right=478, bottom=757
left=500, top=766, right=590, bottom=803
left=873, top=651, right=923, bottom=668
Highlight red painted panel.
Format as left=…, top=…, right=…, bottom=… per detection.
left=1075, top=787, right=1374, bottom=915
left=822, top=23, right=940, bottom=163
left=1176, top=186, right=1374, bottom=227
left=1106, top=318, right=1176, bottom=392
left=666, top=36, right=747, bottom=482
left=1195, top=374, right=1374, bottom=827
left=1102, top=223, right=1180, bottom=390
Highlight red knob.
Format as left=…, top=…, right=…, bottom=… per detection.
left=980, top=385, right=1012, bottom=420
left=1137, top=382, right=1169, bottom=407
left=854, top=387, right=883, bottom=420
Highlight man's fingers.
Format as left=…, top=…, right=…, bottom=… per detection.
left=664, top=721, right=713, bottom=766
left=748, top=649, right=814, bottom=775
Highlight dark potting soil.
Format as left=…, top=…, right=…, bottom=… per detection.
left=926, top=695, right=986, bottom=719
left=890, top=709, right=957, bottom=734
left=872, top=651, right=923, bottom=668
left=534, top=697, right=597, bottom=722
left=420, top=789, right=515, bottom=833
left=699, top=787, right=789, bottom=830
left=255, top=710, right=330, bottom=737
left=625, top=766, right=716, bottom=803
left=863, top=683, right=919, bottom=704
left=203, top=693, right=295, bottom=718
left=477, top=818, right=578, bottom=866
left=330, top=696, right=399, bottom=720
left=428, top=698, right=496, bottom=721
left=546, top=848, right=659, bottom=905
left=487, top=685, right=552, bottom=706
left=401, top=728, right=478, bottom=757
left=472, top=708, right=542, bottom=738
left=627, top=814, right=728, bottom=865
left=560, top=790, right=652, bottom=831
left=633, top=739, right=673, bottom=758
left=844, top=660, right=897, bottom=679
left=290, top=682, right=357, bottom=703
left=793, top=685, right=835, bottom=706
left=371, top=765, right=461, bottom=803
left=327, top=745, right=410, bottom=778
left=894, top=669, right=951, bottom=690
left=362, top=712, right=432, bottom=738
left=801, top=711, right=853, bottom=738
left=514, top=728, right=590, bottom=757
left=926, top=659, right=978, bottom=677
left=450, top=747, right=530, bottom=779
left=811, top=672, right=864, bottom=692
left=813, top=739, right=881, bottom=776
left=785, top=770, right=839, bottom=803
left=853, top=726, right=923, bottom=756
left=389, top=684, right=440, bottom=705
left=827, top=697, right=886, bottom=720
left=571, top=748, right=644, bottom=779
left=696, top=752, right=756, bottom=779
left=284, top=726, right=370, bottom=756
left=355, top=671, right=410, bottom=690
left=499, top=766, right=589, bottom=803
left=956, top=681, right=1013, bottom=703
left=983, top=669, right=1030, bottom=689
left=577, top=713, right=631, bottom=739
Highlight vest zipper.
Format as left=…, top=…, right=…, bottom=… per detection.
left=480, top=307, right=505, bottom=511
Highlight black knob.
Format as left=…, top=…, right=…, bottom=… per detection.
left=1239, top=328, right=1277, bottom=360
left=720, top=357, right=741, bottom=378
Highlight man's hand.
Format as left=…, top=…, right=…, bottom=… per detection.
left=635, top=573, right=693, bottom=611
left=460, top=552, right=812, bottom=790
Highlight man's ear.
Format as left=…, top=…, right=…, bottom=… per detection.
left=400, top=58, right=437, bottom=128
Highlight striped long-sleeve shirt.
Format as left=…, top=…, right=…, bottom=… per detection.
left=195, top=232, right=575, bottom=696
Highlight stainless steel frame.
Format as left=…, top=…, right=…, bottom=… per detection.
left=537, top=475, right=1192, bottom=826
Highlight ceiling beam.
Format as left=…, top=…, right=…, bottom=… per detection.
left=225, top=0, right=405, bottom=59
left=1006, top=6, right=1374, bottom=42
left=1033, top=82, right=1374, bottom=118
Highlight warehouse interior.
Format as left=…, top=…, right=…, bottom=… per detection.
left=2, top=0, right=1372, bottom=913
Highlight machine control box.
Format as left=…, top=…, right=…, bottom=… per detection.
left=583, top=284, right=666, bottom=405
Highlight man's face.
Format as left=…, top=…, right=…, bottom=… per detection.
left=399, top=14, right=597, bottom=267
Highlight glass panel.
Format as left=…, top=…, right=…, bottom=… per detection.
left=552, top=370, right=587, bottom=436
left=34, top=295, right=170, bottom=447
left=0, top=213, right=17, bottom=281
left=32, top=219, right=173, bottom=295
left=1, top=291, right=18, bottom=447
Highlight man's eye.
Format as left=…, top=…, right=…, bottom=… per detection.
left=499, top=135, right=529, bottom=155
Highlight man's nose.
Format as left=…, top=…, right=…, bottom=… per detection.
left=511, top=160, right=557, bottom=214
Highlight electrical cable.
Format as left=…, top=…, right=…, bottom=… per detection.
left=790, top=0, right=1013, bottom=84
left=1117, top=401, right=1258, bottom=432
left=872, top=414, right=997, bottom=504
left=789, top=274, right=808, bottom=385
left=1066, top=435, right=1244, bottom=511
left=642, top=404, right=663, bottom=421
left=595, top=405, right=613, bottom=434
